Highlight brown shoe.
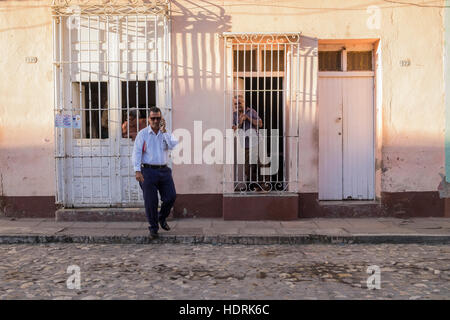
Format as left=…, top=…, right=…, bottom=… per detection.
left=159, top=220, right=171, bottom=231
left=149, top=231, right=159, bottom=239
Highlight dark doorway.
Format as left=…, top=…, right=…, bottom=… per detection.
left=82, top=82, right=108, bottom=139
left=243, top=77, right=284, bottom=191
left=121, top=80, right=156, bottom=125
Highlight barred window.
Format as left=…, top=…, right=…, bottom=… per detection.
left=263, top=50, right=285, bottom=72
left=347, top=51, right=373, bottom=71
left=319, top=51, right=342, bottom=71
left=233, top=49, right=258, bottom=72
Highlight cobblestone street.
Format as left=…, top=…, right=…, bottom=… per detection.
left=0, top=243, right=449, bottom=300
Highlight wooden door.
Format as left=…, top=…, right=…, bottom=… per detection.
left=319, top=74, right=374, bottom=200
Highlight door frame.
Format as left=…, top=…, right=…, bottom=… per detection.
left=318, top=72, right=375, bottom=201
left=53, top=11, right=172, bottom=207
left=221, top=33, right=302, bottom=194
left=317, top=40, right=381, bottom=201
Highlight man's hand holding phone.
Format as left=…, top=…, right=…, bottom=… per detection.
left=160, top=117, right=166, bottom=133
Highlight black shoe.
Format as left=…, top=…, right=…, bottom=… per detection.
left=149, top=231, right=159, bottom=239
left=159, top=220, right=171, bottom=231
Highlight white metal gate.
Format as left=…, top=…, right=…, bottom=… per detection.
left=221, top=33, right=301, bottom=194
left=52, top=1, right=171, bottom=207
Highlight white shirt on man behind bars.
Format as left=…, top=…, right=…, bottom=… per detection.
left=132, top=127, right=179, bottom=171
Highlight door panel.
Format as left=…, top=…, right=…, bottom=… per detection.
left=343, top=77, right=374, bottom=200
left=57, top=15, right=169, bottom=207
left=319, top=75, right=374, bottom=200
left=318, top=77, right=343, bottom=200
left=69, top=140, right=113, bottom=205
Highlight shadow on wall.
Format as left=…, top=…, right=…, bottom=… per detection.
left=171, top=0, right=231, bottom=98
left=169, top=0, right=231, bottom=197
left=169, top=2, right=320, bottom=197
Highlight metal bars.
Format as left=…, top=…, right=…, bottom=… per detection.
left=53, top=9, right=170, bottom=207
left=51, top=0, right=169, bottom=17
left=222, top=33, right=301, bottom=194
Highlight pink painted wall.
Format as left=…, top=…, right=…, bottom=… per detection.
left=0, top=1, right=55, bottom=197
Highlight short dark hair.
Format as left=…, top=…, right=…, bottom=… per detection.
left=128, top=110, right=137, bottom=119
left=149, top=107, right=161, bottom=114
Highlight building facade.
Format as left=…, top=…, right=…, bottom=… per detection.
left=1, top=0, right=449, bottom=219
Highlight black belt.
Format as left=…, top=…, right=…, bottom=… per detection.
left=142, top=163, right=167, bottom=169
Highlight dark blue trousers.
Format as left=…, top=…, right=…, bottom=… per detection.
left=139, top=167, right=176, bottom=233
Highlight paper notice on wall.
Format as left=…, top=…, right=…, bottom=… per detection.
left=55, top=114, right=79, bottom=128
left=55, top=114, right=64, bottom=128
left=72, top=115, right=81, bottom=129
left=62, top=114, right=72, bottom=128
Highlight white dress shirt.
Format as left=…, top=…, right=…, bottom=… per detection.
left=132, top=126, right=179, bottom=172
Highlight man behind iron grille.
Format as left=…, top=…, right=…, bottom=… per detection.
left=132, top=106, right=178, bottom=239
left=233, top=92, right=274, bottom=192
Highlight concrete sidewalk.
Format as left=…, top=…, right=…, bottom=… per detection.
left=0, top=217, right=450, bottom=245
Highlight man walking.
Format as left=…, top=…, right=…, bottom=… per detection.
left=132, top=107, right=178, bottom=239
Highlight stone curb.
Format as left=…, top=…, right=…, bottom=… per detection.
left=0, top=234, right=449, bottom=245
